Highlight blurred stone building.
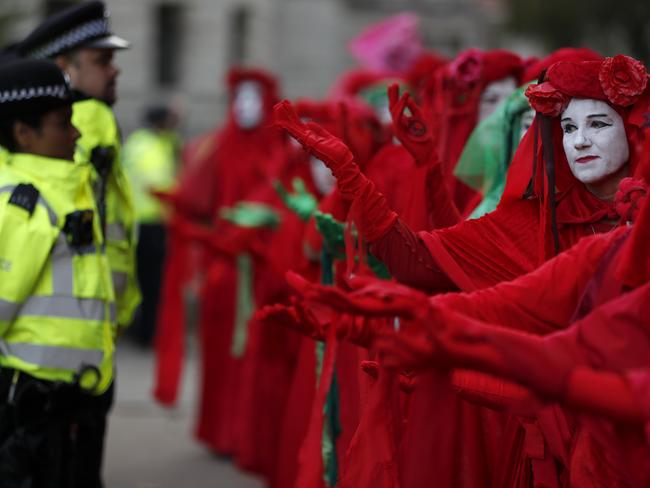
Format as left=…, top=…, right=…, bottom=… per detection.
left=1, top=0, right=507, bottom=137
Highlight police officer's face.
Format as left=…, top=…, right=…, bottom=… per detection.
left=14, top=106, right=80, bottom=160
left=61, top=48, right=120, bottom=105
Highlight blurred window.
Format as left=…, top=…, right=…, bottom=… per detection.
left=228, top=5, right=250, bottom=65
left=155, top=3, right=184, bottom=86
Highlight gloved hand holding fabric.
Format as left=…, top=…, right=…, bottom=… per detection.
left=274, top=101, right=396, bottom=242
left=274, top=177, right=318, bottom=221
left=387, top=83, right=436, bottom=166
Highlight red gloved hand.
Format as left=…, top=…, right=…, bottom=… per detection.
left=388, top=84, right=436, bottom=166
left=255, top=297, right=329, bottom=341
left=341, top=315, right=392, bottom=349
left=286, top=271, right=429, bottom=319
left=439, top=307, right=580, bottom=400
left=274, top=101, right=358, bottom=195
left=274, top=101, right=397, bottom=241
left=375, top=323, right=442, bottom=372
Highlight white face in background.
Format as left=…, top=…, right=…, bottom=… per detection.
left=478, top=76, right=517, bottom=123
left=375, top=99, right=393, bottom=126
left=232, top=81, right=264, bottom=129
left=561, top=98, right=629, bottom=187
left=309, top=156, right=336, bottom=196
left=519, top=108, right=535, bottom=141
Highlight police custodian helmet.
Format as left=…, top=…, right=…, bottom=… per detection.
left=17, top=1, right=130, bottom=60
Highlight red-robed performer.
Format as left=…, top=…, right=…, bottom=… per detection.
left=270, top=98, right=389, bottom=488
left=153, top=68, right=287, bottom=455
left=294, top=169, right=647, bottom=486
left=272, top=55, right=649, bottom=487
left=368, top=140, right=650, bottom=486
left=423, top=49, right=525, bottom=214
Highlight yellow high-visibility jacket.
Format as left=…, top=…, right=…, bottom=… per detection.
left=73, top=98, right=141, bottom=328
left=0, top=153, right=116, bottom=393
left=122, top=127, right=178, bottom=224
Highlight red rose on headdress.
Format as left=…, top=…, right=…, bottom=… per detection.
left=524, top=82, right=570, bottom=117
left=449, top=49, right=483, bottom=90
left=614, top=177, right=648, bottom=222
left=599, top=55, right=648, bottom=107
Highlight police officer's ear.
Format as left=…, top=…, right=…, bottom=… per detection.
left=12, top=120, right=38, bottom=152
left=54, top=51, right=81, bottom=82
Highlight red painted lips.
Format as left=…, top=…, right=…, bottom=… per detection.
left=576, top=155, right=599, bottom=164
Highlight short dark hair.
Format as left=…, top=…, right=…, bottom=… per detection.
left=0, top=113, right=44, bottom=153
left=58, top=48, right=82, bottom=66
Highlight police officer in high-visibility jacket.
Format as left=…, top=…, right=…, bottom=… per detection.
left=18, top=0, right=141, bottom=331
left=0, top=59, right=116, bottom=487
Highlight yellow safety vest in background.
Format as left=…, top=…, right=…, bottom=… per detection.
left=73, top=98, right=141, bottom=328
left=122, top=127, right=178, bottom=224
left=0, top=153, right=116, bottom=394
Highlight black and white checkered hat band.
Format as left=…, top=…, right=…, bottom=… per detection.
left=29, top=18, right=109, bottom=59
left=0, top=84, right=68, bottom=103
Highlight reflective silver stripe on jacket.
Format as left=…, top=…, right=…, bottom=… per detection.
left=20, top=296, right=111, bottom=322
left=50, top=233, right=101, bottom=296
left=0, top=340, right=103, bottom=370
left=106, top=222, right=127, bottom=242
left=0, top=298, right=20, bottom=322
left=51, top=233, right=74, bottom=295
left=0, top=184, right=58, bottom=226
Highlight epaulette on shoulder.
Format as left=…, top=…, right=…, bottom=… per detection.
left=8, top=183, right=40, bottom=216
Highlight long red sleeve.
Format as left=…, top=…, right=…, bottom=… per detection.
left=370, top=218, right=457, bottom=293
left=432, top=228, right=627, bottom=335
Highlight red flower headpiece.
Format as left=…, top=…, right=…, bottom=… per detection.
left=525, top=55, right=648, bottom=117
left=448, top=48, right=523, bottom=91
left=448, top=48, right=483, bottom=91
left=524, top=82, right=571, bottom=117
left=521, top=47, right=602, bottom=84
left=599, top=55, right=648, bottom=106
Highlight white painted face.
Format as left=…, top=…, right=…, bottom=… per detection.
left=478, top=76, right=517, bottom=122
left=375, top=99, right=393, bottom=126
left=519, top=108, right=535, bottom=141
left=232, top=81, right=264, bottom=129
left=560, top=98, right=629, bottom=185
left=309, top=156, right=336, bottom=196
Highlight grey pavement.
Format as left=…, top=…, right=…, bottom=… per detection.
left=104, top=340, right=264, bottom=488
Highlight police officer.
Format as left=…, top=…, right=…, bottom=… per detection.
left=0, top=59, right=116, bottom=487
left=17, top=0, right=141, bottom=332
left=123, top=106, right=180, bottom=346
left=15, top=4, right=140, bottom=485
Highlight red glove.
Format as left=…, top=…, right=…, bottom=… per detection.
left=439, top=307, right=581, bottom=400
left=285, top=271, right=429, bottom=319
left=255, top=297, right=328, bottom=341
left=375, top=323, right=442, bottom=372
left=388, top=84, right=437, bottom=166
left=274, top=101, right=397, bottom=241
